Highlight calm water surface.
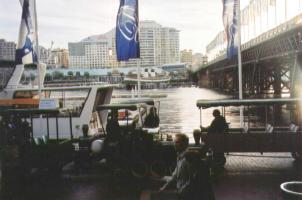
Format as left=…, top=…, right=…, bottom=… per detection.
left=113, top=87, right=237, bottom=141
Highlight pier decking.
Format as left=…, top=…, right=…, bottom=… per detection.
left=1, top=153, right=300, bottom=200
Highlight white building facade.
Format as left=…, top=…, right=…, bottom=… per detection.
left=69, top=39, right=110, bottom=68
left=68, top=21, right=180, bottom=68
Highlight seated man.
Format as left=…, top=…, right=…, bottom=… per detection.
left=203, top=109, right=228, bottom=169
left=207, top=109, right=228, bottom=134
left=144, top=106, right=160, bottom=128
left=104, top=110, right=122, bottom=166
left=106, top=110, right=121, bottom=140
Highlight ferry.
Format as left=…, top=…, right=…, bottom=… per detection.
left=0, top=64, right=113, bottom=138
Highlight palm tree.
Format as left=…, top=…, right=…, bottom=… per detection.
left=67, top=71, right=74, bottom=81
left=84, top=71, right=90, bottom=81
left=45, top=73, right=52, bottom=82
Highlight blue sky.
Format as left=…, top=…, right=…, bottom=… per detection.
left=0, top=0, right=249, bottom=53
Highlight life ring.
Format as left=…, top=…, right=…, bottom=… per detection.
left=280, top=181, right=302, bottom=198
left=131, top=161, right=148, bottom=178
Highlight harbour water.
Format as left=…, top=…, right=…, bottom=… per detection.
left=113, top=87, right=235, bottom=141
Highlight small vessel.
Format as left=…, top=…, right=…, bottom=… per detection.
left=124, top=67, right=171, bottom=89
left=0, top=65, right=113, bottom=138
left=196, top=98, right=302, bottom=166
left=96, top=101, right=174, bottom=178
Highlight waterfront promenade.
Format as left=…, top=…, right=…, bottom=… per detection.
left=1, top=152, right=300, bottom=200
left=141, top=153, right=301, bottom=200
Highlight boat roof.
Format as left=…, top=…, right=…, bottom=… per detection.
left=118, top=98, right=155, bottom=106
left=196, top=98, right=302, bottom=109
left=0, top=108, right=60, bottom=115
left=97, top=104, right=138, bottom=111
left=6, top=84, right=112, bottom=91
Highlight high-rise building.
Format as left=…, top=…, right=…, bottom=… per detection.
left=68, top=34, right=111, bottom=68
left=68, top=21, right=180, bottom=68
left=48, top=48, right=69, bottom=68
left=39, top=46, right=50, bottom=64
left=180, top=49, right=193, bottom=65
left=0, top=39, right=16, bottom=61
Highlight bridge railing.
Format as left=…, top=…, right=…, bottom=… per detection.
left=204, top=13, right=302, bottom=69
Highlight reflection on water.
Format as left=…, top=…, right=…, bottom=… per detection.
left=113, top=87, right=230, bottom=141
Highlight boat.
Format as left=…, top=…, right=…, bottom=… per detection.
left=196, top=98, right=302, bottom=165
left=0, top=65, right=113, bottom=138
left=116, top=98, right=159, bottom=131
left=123, top=67, right=171, bottom=89
left=96, top=102, right=174, bottom=178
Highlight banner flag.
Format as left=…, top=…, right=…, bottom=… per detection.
left=222, top=0, right=238, bottom=59
left=16, top=0, right=38, bottom=64
left=116, top=0, right=140, bottom=61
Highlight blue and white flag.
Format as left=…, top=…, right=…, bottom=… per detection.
left=222, top=0, right=238, bottom=59
left=116, top=0, right=140, bottom=61
left=16, top=0, right=38, bottom=64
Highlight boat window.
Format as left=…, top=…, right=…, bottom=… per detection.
left=12, top=89, right=90, bottom=117
left=50, top=89, right=90, bottom=117
left=92, top=88, right=107, bottom=111
left=14, top=91, right=39, bottom=99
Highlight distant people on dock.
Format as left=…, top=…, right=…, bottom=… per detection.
left=144, top=106, right=160, bottom=128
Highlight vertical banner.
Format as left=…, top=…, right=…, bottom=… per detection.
left=222, top=0, right=238, bottom=59
left=116, top=0, right=140, bottom=61
left=16, top=0, right=38, bottom=64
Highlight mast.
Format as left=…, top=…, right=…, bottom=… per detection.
left=136, top=0, right=141, bottom=98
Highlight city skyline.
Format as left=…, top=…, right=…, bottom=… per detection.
left=0, top=0, right=250, bottom=54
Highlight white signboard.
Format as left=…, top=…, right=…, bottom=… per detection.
left=39, top=98, right=59, bottom=109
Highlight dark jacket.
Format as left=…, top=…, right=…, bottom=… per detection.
left=144, top=114, right=159, bottom=128
left=181, top=160, right=215, bottom=200
left=208, top=116, right=228, bottom=134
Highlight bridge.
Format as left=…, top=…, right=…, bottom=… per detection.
left=195, top=13, right=302, bottom=98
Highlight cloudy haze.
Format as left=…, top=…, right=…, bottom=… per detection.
left=0, top=0, right=248, bottom=53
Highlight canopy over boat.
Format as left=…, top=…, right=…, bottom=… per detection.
left=196, top=98, right=302, bottom=109
left=97, top=104, right=138, bottom=111
left=118, top=98, right=155, bottom=106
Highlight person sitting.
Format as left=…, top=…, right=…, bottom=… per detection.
left=192, top=129, right=207, bottom=158
left=193, top=129, right=202, bottom=146
left=106, top=110, right=121, bottom=141
left=184, top=150, right=215, bottom=200
left=144, top=106, right=160, bottom=128
left=203, top=109, right=228, bottom=169
left=76, top=124, right=91, bottom=171
left=207, top=109, right=228, bottom=134
left=104, top=110, right=122, bottom=167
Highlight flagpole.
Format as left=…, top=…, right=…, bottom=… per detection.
left=33, top=0, right=42, bottom=100
left=137, top=0, right=141, bottom=98
left=137, top=59, right=141, bottom=98
left=237, top=0, right=244, bottom=128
